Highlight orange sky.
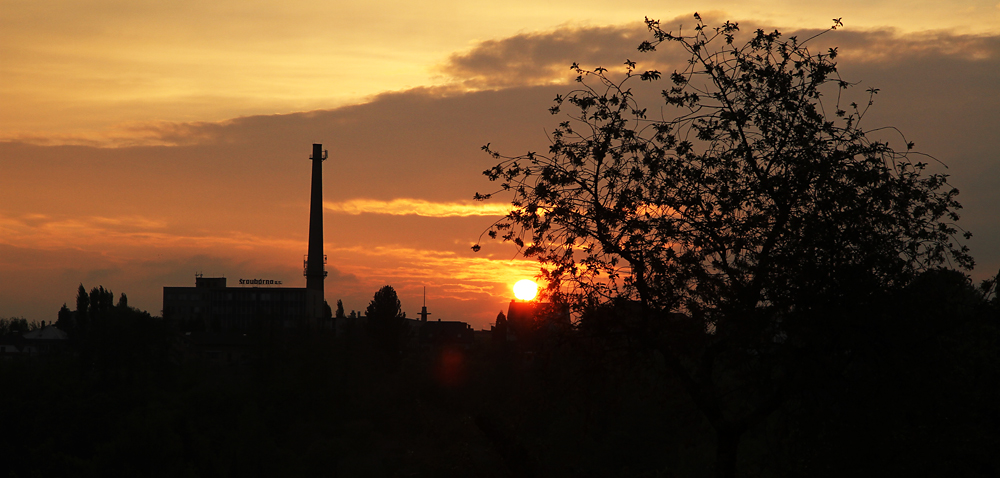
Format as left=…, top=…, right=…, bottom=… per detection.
left=2, top=2, right=999, bottom=327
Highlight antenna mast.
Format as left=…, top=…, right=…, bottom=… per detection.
left=418, top=285, right=431, bottom=322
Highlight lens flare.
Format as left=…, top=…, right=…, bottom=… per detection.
left=513, top=279, right=539, bottom=301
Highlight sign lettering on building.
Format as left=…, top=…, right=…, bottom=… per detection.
left=239, top=279, right=283, bottom=285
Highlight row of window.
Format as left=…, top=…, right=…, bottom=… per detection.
left=164, top=305, right=302, bottom=317
left=166, top=292, right=305, bottom=302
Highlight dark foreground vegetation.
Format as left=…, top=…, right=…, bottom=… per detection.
left=2, top=270, right=998, bottom=477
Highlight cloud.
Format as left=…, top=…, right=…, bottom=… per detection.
left=325, top=198, right=510, bottom=217
left=0, top=211, right=299, bottom=253
left=437, top=19, right=1000, bottom=90
left=329, top=244, right=538, bottom=282
left=0, top=120, right=231, bottom=148
left=812, top=29, right=1000, bottom=63
left=437, top=23, right=652, bottom=90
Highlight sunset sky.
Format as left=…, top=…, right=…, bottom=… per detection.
left=3, top=1, right=999, bottom=328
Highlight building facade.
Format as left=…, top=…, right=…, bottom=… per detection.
left=163, top=276, right=324, bottom=333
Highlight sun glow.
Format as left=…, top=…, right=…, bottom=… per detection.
left=513, top=279, right=539, bottom=301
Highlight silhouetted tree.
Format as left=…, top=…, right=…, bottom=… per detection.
left=89, top=286, right=114, bottom=317
left=366, top=286, right=403, bottom=320
left=78, top=285, right=115, bottom=341
left=67, top=284, right=172, bottom=380
left=0, top=317, right=37, bottom=335
left=336, top=299, right=346, bottom=319
left=323, top=300, right=333, bottom=320
left=981, top=268, right=1000, bottom=316
left=57, top=303, right=72, bottom=330
left=365, top=285, right=408, bottom=369
left=476, top=15, right=973, bottom=478
left=74, top=284, right=89, bottom=335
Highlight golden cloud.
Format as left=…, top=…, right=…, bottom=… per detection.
left=0, top=211, right=301, bottom=256
left=325, top=198, right=511, bottom=217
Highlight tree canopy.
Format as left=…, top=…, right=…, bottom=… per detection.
left=364, top=285, right=408, bottom=370
left=475, top=14, right=975, bottom=478
left=478, top=15, right=971, bottom=316
left=365, top=285, right=403, bottom=320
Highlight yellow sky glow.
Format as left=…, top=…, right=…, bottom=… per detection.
left=4, top=0, right=1000, bottom=142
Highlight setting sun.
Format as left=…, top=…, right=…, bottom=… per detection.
left=513, top=279, right=539, bottom=301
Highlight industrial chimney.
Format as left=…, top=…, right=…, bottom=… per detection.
left=305, top=144, right=327, bottom=304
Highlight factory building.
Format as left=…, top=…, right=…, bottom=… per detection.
left=162, top=276, right=324, bottom=332
left=162, top=144, right=330, bottom=333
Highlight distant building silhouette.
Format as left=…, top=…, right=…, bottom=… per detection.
left=418, top=320, right=475, bottom=348
left=491, top=311, right=507, bottom=344
left=0, top=325, right=69, bottom=360
left=407, top=292, right=475, bottom=348
left=497, top=299, right=570, bottom=346
left=162, top=144, right=329, bottom=334
left=163, top=275, right=321, bottom=332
